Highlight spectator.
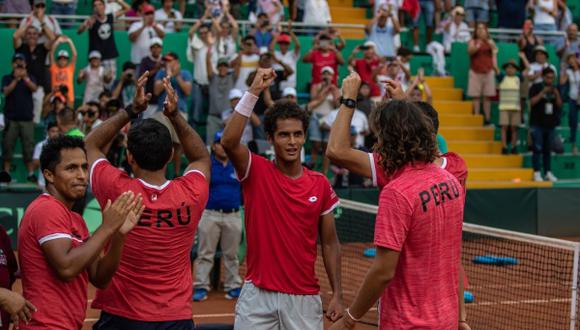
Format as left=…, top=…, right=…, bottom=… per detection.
left=212, top=10, right=239, bottom=63
left=497, top=0, right=527, bottom=29
left=251, top=13, right=275, bottom=49
left=206, top=49, right=237, bottom=144
left=556, top=23, right=579, bottom=59
left=440, top=5, right=470, bottom=53
left=19, top=0, right=61, bottom=45
left=51, top=0, right=77, bottom=17
left=374, top=0, right=400, bottom=16
left=77, top=51, right=113, bottom=104
left=303, top=0, right=331, bottom=25
left=257, top=0, right=284, bottom=25
left=529, top=67, right=562, bottom=182
left=193, top=130, right=243, bottom=302
left=498, top=59, right=527, bottom=155
left=467, top=23, right=499, bottom=126
left=463, top=0, right=490, bottom=28
left=13, top=24, right=53, bottom=125
left=373, top=59, right=406, bottom=98
left=221, top=89, right=262, bottom=145
left=366, top=7, right=400, bottom=58
left=349, top=41, right=382, bottom=100
left=2, top=0, right=31, bottom=20
left=79, top=101, right=104, bottom=135
left=396, top=47, right=413, bottom=88
left=2, top=54, right=38, bottom=181
left=98, top=90, right=112, bottom=114
left=357, top=83, right=373, bottom=117
left=140, top=38, right=164, bottom=117
left=519, top=19, right=544, bottom=64
left=206, top=0, right=227, bottom=18
left=49, top=35, right=77, bottom=105
left=289, top=0, right=306, bottom=22
left=270, top=23, right=300, bottom=90
left=153, top=52, right=193, bottom=176
left=303, top=34, right=345, bottom=85
left=32, top=122, right=61, bottom=190
left=41, top=92, right=67, bottom=127
left=557, top=0, right=573, bottom=31
left=528, top=45, right=557, bottom=84
left=307, top=66, right=340, bottom=174
left=323, top=107, right=369, bottom=149
left=406, top=68, right=433, bottom=104
left=534, top=0, right=558, bottom=45
left=412, top=0, right=436, bottom=52
left=128, top=4, right=165, bottom=65
left=329, top=127, right=367, bottom=188
left=0, top=225, right=18, bottom=330
left=155, top=0, right=183, bottom=33
left=320, top=27, right=346, bottom=52
left=188, top=15, right=214, bottom=123
left=233, top=35, right=260, bottom=91
left=111, top=61, right=137, bottom=108
left=56, top=106, right=84, bottom=137
left=78, top=0, right=130, bottom=85
left=560, top=52, right=580, bottom=155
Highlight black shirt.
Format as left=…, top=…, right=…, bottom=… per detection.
left=529, top=82, right=562, bottom=128
left=15, top=44, right=49, bottom=91
left=250, top=69, right=286, bottom=115
left=2, top=73, right=36, bottom=121
left=89, top=13, right=119, bottom=60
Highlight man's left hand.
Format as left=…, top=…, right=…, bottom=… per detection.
left=132, top=71, right=152, bottom=113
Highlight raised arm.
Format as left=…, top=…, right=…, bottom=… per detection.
left=13, top=21, right=28, bottom=48
left=65, top=37, right=78, bottom=66
left=115, top=0, right=131, bottom=17
left=289, top=22, right=300, bottom=55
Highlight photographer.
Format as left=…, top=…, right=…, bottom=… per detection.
left=155, top=0, right=183, bottom=33
left=251, top=13, right=275, bottom=49
left=41, top=91, right=67, bottom=127
left=349, top=41, right=381, bottom=99
left=366, top=6, right=400, bottom=58
left=303, top=34, right=345, bottom=85
left=111, top=62, right=138, bottom=108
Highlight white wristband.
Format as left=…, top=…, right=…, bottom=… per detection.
left=234, top=91, right=259, bottom=118
left=346, top=308, right=360, bottom=322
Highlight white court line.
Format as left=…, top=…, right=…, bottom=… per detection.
left=470, top=298, right=571, bottom=307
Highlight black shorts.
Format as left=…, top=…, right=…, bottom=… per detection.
left=93, top=312, right=195, bottom=330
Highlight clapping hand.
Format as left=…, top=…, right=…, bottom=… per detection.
left=162, top=76, right=179, bottom=118
left=132, top=71, right=152, bottom=113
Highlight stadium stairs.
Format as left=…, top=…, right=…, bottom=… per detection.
left=327, top=0, right=368, bottom=39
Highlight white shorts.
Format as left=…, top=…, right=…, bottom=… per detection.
left=234, top=282, right=323, bottom=330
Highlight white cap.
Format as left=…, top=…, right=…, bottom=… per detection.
left=150, top=37, right=163, bottom=48
left=363, top=41, right=377, bottom=49
left=321, top=66, right=335, bottom=75
left=88, top=50, right=102, bottom=60
left=282, top=87, right=297, bottom=97
left=229, top=89, right=243, bottom=100
left=57, top=50, right=70, bottom=58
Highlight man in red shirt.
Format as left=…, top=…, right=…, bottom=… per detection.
left=303, top=34, right=345, bottom=85
left=221, top=68, right=344, bottom=329
left=18, top=135, right=142, bottom=330
left=348, top=41, right=381, bottom=98
left=85, top=73, right=210, bottom=329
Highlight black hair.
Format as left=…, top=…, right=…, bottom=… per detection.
left=543, top=67, right=555, bottom=76
left=257, top=12, right=268, bottom=18
left=122, top=61, right=137, bottom=71
left=127, top=119, right=173, bottom=171
left=40, top=135, right=85, bottom=173
left=319, top=34, right=331, bottom=40
left=86, top=101, right=102, bottom=112
left=264, top=100, right=310, bottom=137
left=106, top=98, right=122, bottom=109
left=98, top=90, right=112, bottom=99
left=46, top=121, right=58, bottom=131
left=57, top=107, right=76, bottom=125
left=242, top=35, right=256, bottom=43
left=165, top=51, right=179, bottom=60
left=413, top=101, right=439, bottom=133
left=397, top=47, right=412, bottom=57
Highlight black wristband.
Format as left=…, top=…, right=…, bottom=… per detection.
left=340, top=97, right=357, bottom=109
left=124, top=105, right=138, bottom=120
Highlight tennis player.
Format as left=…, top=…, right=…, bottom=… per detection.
left=18, top=135, right=142, bottom=330
left=221, top=68, right=344, bottom=330
left=85, top=73, right=210, bottom=329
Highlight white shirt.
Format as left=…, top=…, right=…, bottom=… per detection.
left=529, top=62, right=558, bottom=84
left=443, top=21, right=471, bottom=53
left=19, top=15, right=62, bottom=45
left=274, top=50, right=299, bottom=89
left=374, top=0, right=401, bottom=15
left=534, top=0, right=556, bottom=25
left=33, top=139, right=47, bottom=189
left=234, top=54, right=260, bottom=91
left=214, top=35, right=238, bottom=63
left=566, top=68, right=580, bottom=100
left=324, top=109, right=369, bottom=148
left=303, top=0, right=331, bottom=25
left=83, top=66, right=106, bottom=103
left=128, top=21, right=165, bottom=64
left=154, top=8, right=183, bottom=33
left=105, top=1, right=122, bottom=14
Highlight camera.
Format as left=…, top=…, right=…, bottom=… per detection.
left=58, top=84, right=69, bottom=96
left=15, top=64, right=25, bottom=69
left=261, top=20, right=270, bottom=28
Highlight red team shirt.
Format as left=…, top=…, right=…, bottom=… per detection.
left=375, top=162, right=465, bottom=329
left=240, top=153, right=340, bottom=295
left=353, top=58, right=381, bottom=97
left=18, top=194, right=90, bottom=330
left=90, top=159, right=209, bottom=321
left=308, top=50, right=339, bottom=85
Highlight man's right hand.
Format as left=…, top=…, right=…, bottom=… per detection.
left=385, top=80, right=406, bottom=100
left=341, top=72, right=361, bottom=100
left=101, top=191, right=140, bottom=234
left=133, top=71, right=152, bottom=113
left=0, top=288, right=36, bottom=326
left=162, top=76, right=179, bottom=118
left=248, top=68, right=277, bottom=96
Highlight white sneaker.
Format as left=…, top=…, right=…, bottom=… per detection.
left=545, top=171, right=558, bottom=182
left=413, top=45, right=420, bottom=52
left=533, top=172, right=544, bottom=182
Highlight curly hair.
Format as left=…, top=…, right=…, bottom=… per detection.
left=264, top=100, right=310, bottom=137
left=40, top=135, right=85, bottom=173
left=370, top=100, right=438, bottom=177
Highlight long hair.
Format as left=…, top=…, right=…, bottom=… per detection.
left=370, top=100, right=438, bottom=177
left=473, top=22, right=490, bottom=41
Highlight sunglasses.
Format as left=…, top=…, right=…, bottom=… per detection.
left=35, top=4, right=46, bottom=8
left=79, top=110, right=97, bottom=118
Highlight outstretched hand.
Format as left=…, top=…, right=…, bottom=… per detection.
left=248, top=68, right=277, bottom=96
left=162, top=76, right=179, bottom=118
left=118, top=194, right=145, bottom=235
left=133, top=71, right=152, bottom=113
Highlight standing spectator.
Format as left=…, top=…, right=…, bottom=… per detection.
left=140, top=38, right=164, bottom=117
left=2, top=0, right=31, bottom=25
left=406, top=68, right=433, bottom=104
left=528, top=45, right=557, bottom=84
left=412, top=0, right=436, bottom=52
left=251, top=13, right=275, bottom=49
left=49, top=36, right=77, bottom=105
left=270, top=22, right=301, bottom=90
left=303, top=34, right=345, bottom=85
left=78, top=101, right=104, bottom=135
left=463, top=0, right=490, bottom=28
left=32, top=122, right=61, bottom=191
left=222, top=90, right=262, bottom=146
left=498, top=59, right=527, bottom=155
left=560, top=52, right=580, bottom=154
left=556, top=23, right=579, bottom=60
left=212, top=10, right=239, bottom=63
left=51, top=0, right=77, bottom=29
left=467, top=23, right=499, bottom=126
left=519, top=19, right=544, bottom=64
left=193, top=130, right=243, bottom=302
left=257, top=0, right=284, bottom=25
left=19, top=0, right=61, bottom=45
left=2, top=54, right=38, bottom=181
left=0, top=225, right=18, bottom=330
left=348, top=41, right=381, bottom=100
left=111, top=62, right=137, bottom=108
left=533, top=0, right=558, bottom=45
left=366, top=7, right=400, bottom=58
left=78, top=0, right=130, bottom=85
left=233, top=35, right=260, bottom=91
left=77, top=51, right=113, bottom=104
left=13, top=24, right=53, bottom=125
left=128, top=4, right=166, bottom=65
left=188, top=14, right=214, bottom=123
left=557, top=0, right=573, bottom=31
left=496, top=0, right=527, bottom=29
left=206, top=48, right=237, bottom=144
left=529, top=68, right=561, bottom=182
left=440, top=6, right=470, bottom=53
left=155, top=0, right=183, bottom=33
left=303, top=0, right=332, bottom=25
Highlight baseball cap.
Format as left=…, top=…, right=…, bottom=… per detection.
left=229, top=89, right=243, bottom=100
left=502, top=59, right=519, bottom=70
left=533, top=45, right=549, bottom=57
left=142, top=4, right=155, bottom=14
left=321, top=66, right=335, bottom=75
left=150, top=37, right=163, bottom=48
left=163, top=52, right=179, bottom=62
left=282, top=87, right=297, bottom=97
left=277, top=34, right=291, bottom=44
left=57, top=50, right=70, bottom=59
left=452, top=6, right=465, bottom=16
left=362, top=41, right=376, bottom=50
left=214, top=130, right=224, bottom=143
left=89, top=50, right=102, bottom=60
left=12, top=53, right=26, bottom=62
left=217, top=57, right=230, bottom=67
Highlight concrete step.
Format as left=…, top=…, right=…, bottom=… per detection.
left=439, top=127, right=494, bottom=141
left=463, top=154, right=523, bottom=169
left=433, top=101, right=472, bottom=113
left=469, top=168, right=534, bottom=181
left=467, top=180, right=553, bottom=189
left=447, top=141, right=503, bottom=154
left=328, top=0, right=354, bottom=6
left=439, top=114, right=483, bottom=127
left=432, top=88, right=463, bottom=101
left=330, top=7, right=368, bottom=19
left=424, top=76, right=454, bottom=88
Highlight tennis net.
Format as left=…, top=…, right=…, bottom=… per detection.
left=315, top=199, right=580, bottom=329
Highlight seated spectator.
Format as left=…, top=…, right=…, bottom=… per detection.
left=556, top=23, right=579, bottom=60
left=1, top=53, right=38, bottom=181
left=303, top=34, right=345, bottom=85
left=439, top=6, right=470, bottom=53
left=155, top=0, right=183, bottom=33
left=396, top=47, right=413, bottom=88
left=463, top=0, right=489, bottom=28
left=0, top=224, right=18, bottom=330
left=140, top=38, right=164, bottom=117
left=498, top=59, right=528, bottom=155
left=251, top=13, right=275, bottom=50
left=112, top=61, right=138, bottom=108
left=32, top=122, right=61, bottom=190
left=304, top=0, right=332, bottom=26
left=212, top=10, right=239, bottom=63
left=529, top=68, right=562, bottom=182
left=257, top=0, right=284, bottom=26
left=497, top=0, right=527, bottom=29
left=348, top=41, right=381, bottom=100
left=77, top=51, right=113, bottom=104
left=19, top=0, right=61, bottom=45
left=233, top=35, right=260, bottom=91
left=128, top=4, right=165, bottom=65
left=221, top=89, right=262, bottom=145
left=206, top=49, right=237, bottom=144
left=560, top=52, right=580, bottom=155
left=412, top=0, right=435, bottom=52
left=49, top=36, right=77, bottom=105
left=41, top=92, right=67, bottom=127
left=78, top=102, right=104, bottom=135
left=270, top=22, right=300, bottom=90
left=188, top=15, right=214, bottom=123
left=56, top=106, right=84, bottom=137
left=533, top=0, right=558, bottom=45
left=366, top=7, right=400, bottom=58
left=406, top=68, right=433, bottom=104
left=529, top=45, right=558, bottom=84
left=78, top=0, right=130, bottom=85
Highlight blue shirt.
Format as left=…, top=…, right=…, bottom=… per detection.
left=206, top=155, right=241, bottom=210
left=154, top=69, right=193, bottom=113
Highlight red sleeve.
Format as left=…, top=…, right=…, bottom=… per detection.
left=370, top=152, right=389, bottom=189
left=32, top=202, right=73, bottom=246
left=90, top=158, right=126, bottom=208
left=320, top=178, right=340, bottom=216
left=0, top=226, right=17, bottom=284
left=177, top=170, right=210, bottom=211
left=238, top=152, right=269, bottom=183
left=374, top=188, right=413, bottom=252
left=443, top=152, right=468, bottom=189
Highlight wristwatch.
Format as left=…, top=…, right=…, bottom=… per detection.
left=124, top=104, right=139, bottom=120
left=340, top=97, right=357, bottom=109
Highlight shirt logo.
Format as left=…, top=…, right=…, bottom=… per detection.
left=308, top=196, right=318, bottom=203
